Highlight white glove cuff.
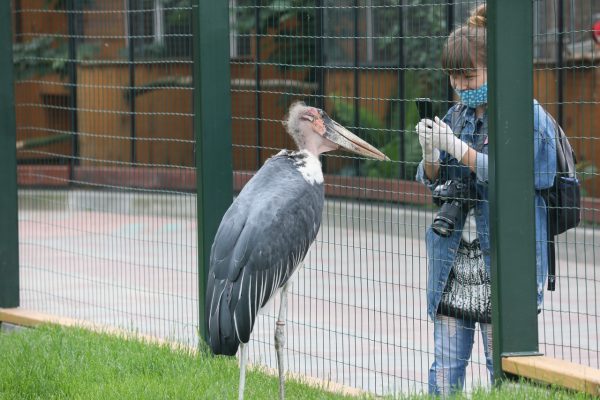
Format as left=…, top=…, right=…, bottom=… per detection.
left=422, top=147, right=440, bottom=163
left=443, top=134, right=469, bottom=160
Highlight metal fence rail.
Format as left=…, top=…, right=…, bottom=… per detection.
left=2, top=0, right=599, bottom=397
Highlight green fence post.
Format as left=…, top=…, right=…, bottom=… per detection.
left=0, top=1, right=20, bottom=308
left=488, top=0, right=540, bottom=380
left=193, top=1, right=233, bottom=343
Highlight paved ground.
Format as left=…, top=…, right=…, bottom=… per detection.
left=16, top=190, right=600, bottom=396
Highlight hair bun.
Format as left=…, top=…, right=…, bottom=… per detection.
left=467, top=4, right=486, bottom=28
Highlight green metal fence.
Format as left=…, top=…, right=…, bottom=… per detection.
left=2, top=0, right=599, bottom=396
left=0, top=0, right=19, bottom=309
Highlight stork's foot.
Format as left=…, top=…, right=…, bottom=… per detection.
left=275, top=319, right=286, bottom=400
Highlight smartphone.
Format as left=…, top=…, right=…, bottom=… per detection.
left=415, top=98, right=434, bottom=120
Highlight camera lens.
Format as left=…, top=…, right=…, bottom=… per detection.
left=432, top=201, right=463, bottom=237
left=432, top=214, right=454, bottom=237
left=431, top=180, right=473, bottom=237
left=432, top=223, right=452, bottom=237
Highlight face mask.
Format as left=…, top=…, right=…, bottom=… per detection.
left=455, top=83, right=488, bottom=108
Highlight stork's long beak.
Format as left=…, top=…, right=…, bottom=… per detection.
left=322, top=114, right=390, bottom=161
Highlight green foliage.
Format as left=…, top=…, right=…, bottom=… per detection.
left=327, top=95, right=385, bottom=176
left=328, top=95, right=385, bottom=140
left=13, top=0, right=99, bottom=80
left=327, top=70, right=436, bottom=180
left=358, top=102, right=423, bottom=181
left=13, top=37, right=66, bottom=80
left=13, top=38, right=99, bottom=81
left=235, top=0, right=449, bottom=71
left=327, top=94, right=422, bottom=180
left=233, top=1, right=451, bottom=180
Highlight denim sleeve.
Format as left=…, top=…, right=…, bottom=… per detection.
left=533, top=101, right=557, bottom=190
left=475, top=152, right=488, bottom=183
left=442, top=104, right=490, bottom=183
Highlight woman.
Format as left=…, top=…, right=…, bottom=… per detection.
left=415, top=4, right=557, bottom=395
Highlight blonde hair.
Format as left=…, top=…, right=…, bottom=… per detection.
left=441, top=4, right=487, bottom=75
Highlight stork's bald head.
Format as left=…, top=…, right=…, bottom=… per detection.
left=283, top=101, right=322, bottom=149
left=282, top=101, right=389, bottom=160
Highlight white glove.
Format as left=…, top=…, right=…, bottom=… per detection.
left=417, top=117, right=469, bottom=161
left=415, top=122, right=440, bottom=163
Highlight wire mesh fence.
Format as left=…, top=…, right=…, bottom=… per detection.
left=6, top=0, right=600, bottom=397
left=229, top=0, right=483, bottom=394
left=533, top=0, right=600, bottom=371
left=14, top=0, right=199, bottom=345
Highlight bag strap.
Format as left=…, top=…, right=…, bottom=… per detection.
left=547, top=224, right=556, bottom=291
left=545, top=114, right=576, bottom=292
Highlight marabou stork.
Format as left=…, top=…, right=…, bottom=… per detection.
left=206, top=101, right=388, bottom=400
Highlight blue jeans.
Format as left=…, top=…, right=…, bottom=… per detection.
left=428, top=314, right=494, bottom=396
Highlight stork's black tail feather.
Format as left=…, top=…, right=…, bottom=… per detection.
left=206, top=277, right=240, bottom=356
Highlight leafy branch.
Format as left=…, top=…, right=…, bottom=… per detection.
left=13, top=37, right=99, bottom=81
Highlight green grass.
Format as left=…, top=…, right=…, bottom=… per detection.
left=0, top=325, right=593, bottom=399
left=0, top=325, right=360, bottom=400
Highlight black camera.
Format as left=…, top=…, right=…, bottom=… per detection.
left=431, top=180, right=474, bottom=237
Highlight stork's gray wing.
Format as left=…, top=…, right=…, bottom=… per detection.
left=206, top=156, right=324, bottom=355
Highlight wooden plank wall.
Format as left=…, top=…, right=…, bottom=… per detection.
left=15, top=75, right=73, bottom=162
left=76, top=64, right=193, bottom=168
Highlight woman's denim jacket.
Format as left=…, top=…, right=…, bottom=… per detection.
left=416, top=99, right=557, bottom=320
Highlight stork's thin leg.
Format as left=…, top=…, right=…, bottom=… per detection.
left=238, top=343, right=248, bottom=400
left=275, top=282, right=290, bottom=400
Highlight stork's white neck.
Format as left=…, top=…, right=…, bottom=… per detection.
left=296, top=150, right=323, bottom=185
left=276, top=149, right=323, bottom=185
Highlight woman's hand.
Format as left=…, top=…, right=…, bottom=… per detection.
left=415, top=121, right=440, bottom=163
left=417, top=117, right=469, bottom=161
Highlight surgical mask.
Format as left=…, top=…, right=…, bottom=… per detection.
left=455, top=83, right=488, bottom=108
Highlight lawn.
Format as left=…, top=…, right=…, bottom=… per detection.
left=0, top=324, right=591, bottom=399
